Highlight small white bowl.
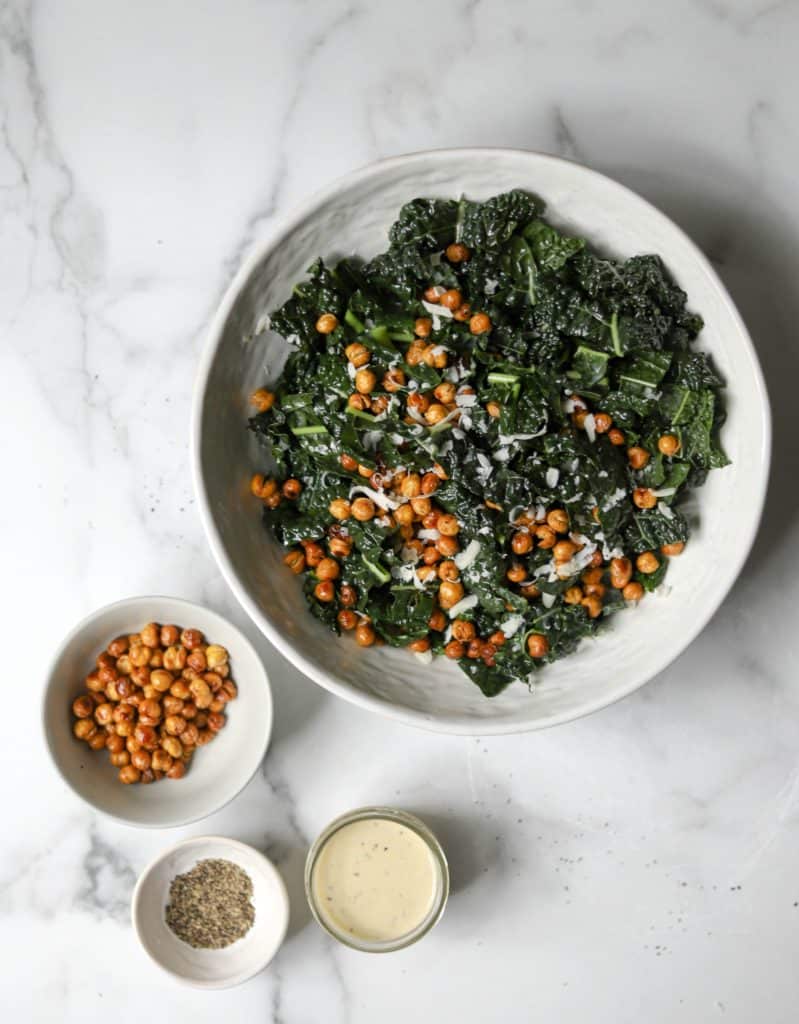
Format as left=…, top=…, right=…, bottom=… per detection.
left=132, top=835, right=289, bottom=989
left=42, top=595, right=273, bottom=828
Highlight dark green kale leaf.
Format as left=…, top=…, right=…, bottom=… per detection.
left=624, top=506, right=690, bottom=554
left=388, top=198, right=460, bottom=251
left=460, top=190, right=543, bottom=251
left=521, top=219, right=585, bottom=272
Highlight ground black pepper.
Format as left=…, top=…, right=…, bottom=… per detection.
left=165, top=858, right=255, bottom=949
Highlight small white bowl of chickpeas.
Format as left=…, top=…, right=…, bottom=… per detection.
left=42, top=596, right=273, bottom=828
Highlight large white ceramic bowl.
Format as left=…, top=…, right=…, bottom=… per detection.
left=192, top=149, right=770, bottom=735
left=43, top=596, right=273, bottom=826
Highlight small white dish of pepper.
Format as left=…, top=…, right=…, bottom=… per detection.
left=132, top=835, right=289, bottom=989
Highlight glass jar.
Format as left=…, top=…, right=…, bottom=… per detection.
left=305, top=806, right=450, bottom=953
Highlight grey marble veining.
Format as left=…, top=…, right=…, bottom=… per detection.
left=2, top=0, right=798, bottom=1020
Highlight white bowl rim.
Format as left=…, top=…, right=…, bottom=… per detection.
left=41, top=594, right=273, bottom=827
left=131, top=833, right=290, bottom=989
left=191, top=147, right=772, bottom=736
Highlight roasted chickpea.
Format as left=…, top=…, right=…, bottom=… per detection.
left=316, top=312, right=338, bottom=334
left=438, top=580, right=464, bottom=610
left=526, top=634, right=549, bottom=658
left=506, top=563, right=527, bottom=583
left=146, top=669, right=171, bottom=694
left=72, top=695, right=94, bottom=719
left=163, top=645, right=187, bottom=671
left=116, top=765, right=139, bottom=785
left=338, top=584, right=358, bottom=608
left=407, top=637, right=431, bottom=653
left=355, top=368, right=377, bottom=395
left=470, top=312, right=492, bottom=335
left=160, top=624, right=179, bottom=647
left=303, top=540, right=325, bottom=567
left=94, top=702, right=114, bottom=726
left=423, top=285, right=444, bottom=304
left=312, top=581, right=333, bottom=603
left=414, top=317, right=433, bottom=338
left=428, top=609, right=447, bottom=632
left=371, top=396, right=389, bottom=418
left=424, top=403, right=449, bottom=425
left=436, top=535, right=459, bottom=557
left=351, top=497, right=376, bottom=522
left=466, top=639, right=482, bottom=659
left=608, top=428, right=626, bottom=446
left=327, top=499, right=351, bottom=524
left=182, top=701, right=198, bottom=720
left=203, top=672, right=223, bottom=693
left=445, top=242, right=469, bottom=263
left=628, top=446, right=650, bottom=470
left=149, top=649, right=164, bottom=669
left=520, top=583, right=541, bottom=600
left=433, top=381, right=456, bottom=404
left=140, top=622, right=160, bottom=648
left=405, top=341, right=426, bottom=366
left=636, top=551, right=660, bottom=574
left=383, top=368, right=406, bottom=392
left=633, top=487, right=657, bottom=510
left=623, top=581, right=644, bottom=601
left=170, top=679, right=190, bottom=700
left=182, top=722, right=200, bottom=747
left=112, top=704, right=135, bottom=725
left=139, top=699, right=162, bottom=723
left=444, top=639, right=465, bottom=659
left=410, top=496, right=431, bottom=518
left=453, top=302, right=472, bottom=322
left=131, top=749, right=151, bottom=772
left=440, top=288, right=463, bottom=311
left=355, top=622, right=376, bottom=647
left=398, top=473, right=420, bottom=499
left=181, top=629, right=203, bottom=650
left=546, top=509, right=570, bottom=534
left=512, top=531, right=533, bottom=555
left=167, top=761, right=186, bottom=780
left=658, top=434, right=681, bottom=456
left=329, top=535, right=353, bottom=559
left=161, top=736, right=183, bottom=759
left=421, top=545, right=441, bottom=567
left=581, top=595, right=603, bottom=618
left=581, top=567, right=603, bottom=586
left=85, top=672, right=104, bottom=693
left=87, top=732, right=107, bottom=751
left=73, top=718, right=97, bottom=741
left=437, top=560, right=459, bottom=583
left=282, top=478, right=302, bottom=500
left=553, top=540, right=580, bottom=564
left=251, top=473, right=277, bottom=499
left=108, top=748, right=130, bottom=768
left=563, top=586, right=583, bottom=605
left=98, top=663, right=120, bottom=684
left=609, top=557, right=633, bottom=589
left=584, top=581, right=606, bottom=598
left=486, top=400, right=501, bottom=419
left=188, top=678, right=212, bottom=709
left=164, top=715, right=187, bottom=737
left=107, top=635, right=129, bottom=659
left=337, top=609, right=358, bottom=631
left=661, top=541, right=685, bottom=556
left=162, top=696, right=185, bottom=717
left=452, top=619, right=476, bottom=642
left=437, top=514, right=460, bottom=537
left=535, top=525, right=557, bottom=549
left=344, top=342, right=370, bottom=367
left=106, top=733, right=125, bottom=755
left=151, top=749, right=173, bottom=773
left=315, top=557, right=340, bottom=582
left=340, top=453, right=359, bottom=472
left=488, top=631, right=506, bottom=647
left=249, top=388, right=275, bottom=413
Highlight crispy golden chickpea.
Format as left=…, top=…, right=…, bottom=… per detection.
left=283, top=549, right=306, bottom=575
left=344, top=342, right=370, bottom=367
left=162, top=696, right=184, bottom=716
left=204, top=672, right=223, bottom=693
left=410, top=496, right=431, bottom=517
left=129, top=645, right=150, bottom=669
left=340, top=452, right=359, bottom=472
left=348, top=395, right=370, bottom=416
left=161, top=736, right=183, bottom=759
left=73, top=718, right=97, bottom=741
left=437, top=514, right=460, bottom=537
left=163, top=645, right=187, bottom=672
left=423, top=285, right=444, bottom=303
left=399, top=473, right=421, bottom=499
left=85, top=672, right=104, bottom=693
left=535, top=525, right=557, bottom=549
left=282, top=478, right=302, bottom=500
left=433, top=382, right=456, bottom=404
left=140, top=622, right=160, bottom=648
left=355, top=622, right=376, bottom=647
left=316, top=557, right=340, bottom=582
left=512, top=531, right=533, bottom=555
left=93, top=702, right=114, bottom=726
left=486, top=400, right=501, bottom=419
left=339, top=584, right=358, bottom=608
left=139, top=699, right=162, bottom=722
left=581, top=595, right=603, bottom=618
left=149, top=649, right=164, bottom=669
left=313, top=580, right=334, bottom=603
left=167, top=761, right=186, bottom=780
left=370, top=396, right=388, bottom=417
left=414, top=317, right=433, bottom=338
left=553, top=540, right=579, bottom=563
left=526, top=634, right=550, bottom=658
left=424, top=402, right=448, bottom=425
left=446, top=242, right=470, bottom=263
left=351, top=497, right=376, bottom=522
left=592, top=412, right=612, bottom=434
left=146, top=670, right=170, bottom=694
left=250, top=474, right=273, bottom=500
left=636, top=551, right=660, bottom=574
left=633, top=487, right=657, bottom=510
left=466, top=639, right=483, bottom=659
left=134, top=724, right=158, bottom=751
left=107, top=734, right=126, bottom=755
left=506, top=563, right=527, bottom=583
left=609, top=557, right=633, bottom=589
left=87, top=732, right=107, bottom=751
left=488, top=631, right=506, bottom=648
left=428, top=609, right=447, bottom=632
left=181, top=629, right=203, bottom=650
left=249, top=388, right=275, bottom=413
left=422, top=345, right=448, bottom=369
left=302, top=540, right=325, bottom=567
left=405, top=341, right=426, bottom=366
left=182, top=722, right=200, bottom=746
left=184, top=651, right=205, bottom=675
left=207, top=712, right=225, bottom=733
left=437, top=535, right=459, bottom=557
left=182, top=701, right=198, bottom=720
left=164, top=715, right=187, bottom=737
left=407, top=637, right=431, bottom=653
left=407, top=391, right=430, bottom=415
left=581, top=567, right=603, bottom=586
left=116, top=764, right=139, bottom=784
left=383, top=368, right=406, bottom=392
left=422, top=545, right=442, bottom=566
left=440, top=288, right=463, bottom=311
left=584, top=582, right=606, bottom=599
left=130, top=748, right=151, bottom=772
left=72, top=695, right=94, bottom=719
left=415, top=565, right=436, bottom=583
left=452, top=619, right=476, bottom=642
left=329, top=535, right=353, bottom=559
left=546, top=509, right=570, bottom=534
left=438, top=580, right=464, bottom=610
left=355, top=368, right=377, bottom=395
left=327, top=498, right=351, bottom=523
left=628, top=448, right=652, bottom=475
left=151, top=749, right=173, bottom=772
left=158, top=627, right=178, bottom=650
left=438, top=560, right=460, bottom=582
left=264, top=492, right=282, bottom=510
left=658, top=434, right=681, bottom=456
left=453, top=302, right=471, bottom=322
left=316, top=312, right=339, bottom=334
left=623, top=581, right=645, bottom=601
left=419, top=473, right=439, bottom=497
left=470, top=312, right=492, bottom=335
left=520, top=583, right=541, bottom=600
left=115, top=655, right=133, bottom=677
left=445, top=639, right=465, bottom=659
left=608, top=428, right=626, bottom=446
left=188, top=678, right=212, bottom=709
left=336, top=609, right=357, bottom=631
left=661, top=541, right=685, bottom=556
left=563, top=585, right=583, bottom=605
left=107, top=635, right=129, bottom=659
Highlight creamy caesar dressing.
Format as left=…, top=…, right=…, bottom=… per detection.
left=310, top=817, right=438, bottom=943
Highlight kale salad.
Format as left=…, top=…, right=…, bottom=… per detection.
left=247, top=190, right=729, bottom=697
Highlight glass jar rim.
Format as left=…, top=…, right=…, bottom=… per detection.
left=304, top=806, right=450, bottom=953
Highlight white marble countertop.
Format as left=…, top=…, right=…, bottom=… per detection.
left=3, top=1, right=798, bottom=1020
